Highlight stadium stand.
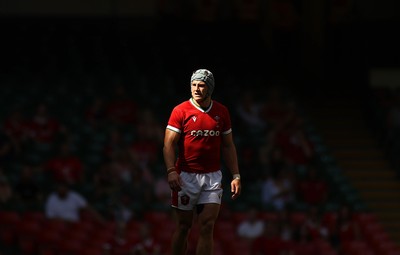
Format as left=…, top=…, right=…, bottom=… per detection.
left=0, top=16, right=399, bottom=255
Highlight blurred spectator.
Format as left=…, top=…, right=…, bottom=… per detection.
left=45, top=181, right=104, bottom=223
left=93, top=163, right=120, bottom=203
left=297, top=166, right=328, bottom=206
left=112, top=194, right=134, bottom=224
left=2, top=107, right=29, bottom=151
left=272, top=112, right=314, bottom=167
left=0, top=127, right=18, bottom=167
left=130, top=118, right=162, bottom=180
left=121, top=168, right=154, bottom=218
left=301, top=205, right=329, bottom=241
left=236, top=89, right=267, bottom=136
left=13, top=163, right=43, bottom=210
left=290, top=225, right=319, bottom=255
left=277, top=207, right=295, bottom=242
left=270, top=0, right=300, bottom=32
left=43, top=142, right=84, bottom=185
left=153, top=176, right=171, bottom=209
left=329, top=0, right=355, bottom=25
left=192, top=0, right=219, bottom=23
left=237, top=207, right=265, bottom=242
left=103, top=221, right=134, bottom=255
left=251, top=220, right=289, bottom=255
left=234, top=0, right=261, bottom=23
left=130, top=222, right=162, bottom=255
left=330, top=204, right=362, bottom=249
left=238, top=143, right=260, bottom=182
left=261, top=86, right=291, bottom=129
left=0, top=170, right=13, bottom=206
left=269, top=0, right=301, bottom=72
left=261, top=165, right=294, bottom=211
left=135, top=108, right=164, bottom=145
left=110, top=149, right=139, bottom=184
left=103, top=129, right=129, bottom=162
left=258, top=135, right=285, bottom=175
left=85, top=96, right=107, bottom=129
left=25, top=102, right=66, bottom=144
left=105, top=85, right=137, bottom=127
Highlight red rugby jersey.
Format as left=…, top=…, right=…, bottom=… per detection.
left=167, top=98, right=232, bottom=173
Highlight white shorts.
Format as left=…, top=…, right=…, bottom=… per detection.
left=171, top=170, right=223, bottom=210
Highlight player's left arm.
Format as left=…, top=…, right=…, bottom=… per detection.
left=221, top=132, right=241, bottom=200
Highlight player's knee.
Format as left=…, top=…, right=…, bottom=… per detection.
left=199, top=221, right=215, bottom=236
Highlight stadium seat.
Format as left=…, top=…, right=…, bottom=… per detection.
left=153, top=221, right=175, bottom=244
left=17, top=219, right=42, bottom=255
left=314, top=239, right=337, bottom=255
left=144, top=210, right=170, bottom=224
left=322, top=211, right=337, bottom=234
left=290, top=211, right=307, bottom=227
left=42, top=218, right=67, bottom=233
left=86, top=228, right=113, bottom=248
left=0, top=211, right=20, bottom=246
left=22, top=211, right=45, bottom=223
left=260, top=211, right=279, bottom=221
left=352, top=212, right=378, bottom=225
left=231, top=211, right=248, bottom=225
left=36, top=228, right=62, bottom=248
left=79, top=246, right=104, bottom=255
left=228, top=241, right=252, bottom=255
left=341, top=240, right=374, bottom=255
left=68, top=220, right=95, bottom=235
left=58, top=239, right=84, bottom=255
left=0, top=211, right=20, bottom=227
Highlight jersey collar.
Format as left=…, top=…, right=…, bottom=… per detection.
left=190, top=98, right=213, bottom=113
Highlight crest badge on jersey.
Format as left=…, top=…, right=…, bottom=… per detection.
left=180, top=194, right=190, bottom=205
left=192, top=116, right=197, bottom=122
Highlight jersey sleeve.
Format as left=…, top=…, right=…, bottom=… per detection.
left=166, top=107, right=184, bottom=134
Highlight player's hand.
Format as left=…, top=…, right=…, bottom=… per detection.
left=168, top=171, right=182, bottom=192
left=231, top=179, right=241, bottom=200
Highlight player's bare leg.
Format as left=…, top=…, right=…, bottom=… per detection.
left=171, top=208, right=194, bottom=255
left=196, top=203, right=220, bottom=255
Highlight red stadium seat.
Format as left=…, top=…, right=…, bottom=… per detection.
left=42, top=218, right=67, bottom=233
left=368, top=232, right=391, bottom=252
left=361, top=222, right=387, bottom=242
left=17, top=219, right=42, bottom=255
left=322, top=211, right=337, bottom=233
left=375, top=240, right=400, bottom=255
left=87, top=229, right=113, bottom=248
left=352, top=212, right=378, bottom=225
left=231, top=211, right=248, bottom=224
left=38, top=246, right=57, bottom=255
left=36, top=229, right=62, bottom=247
left=290, top=211, right=307, bottom=227
left=79, top=247, right=104, bottom=255
left=58, top=239, right=84, bottom=255
left=69, top=220, right=95, bottom=234
left=314, top=239, right=337, bottom=254
left=22, top=211, right=45, bottom=223
left=144, top=210, right=170, bottom=224
left=228, top=241, right=252, bottom=255
left=0, top=211, right=20, bottom=226
left=0, top=211, right=21, bottom=246
left=341, top=240, right=374, bottom=255
left=259, top=211, right=279, bottom=221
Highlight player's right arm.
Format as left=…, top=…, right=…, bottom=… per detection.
left=163, top=128, right=182, bottom=191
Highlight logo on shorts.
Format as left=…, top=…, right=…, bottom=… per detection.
left=180, top=195, right=190, bottom=205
